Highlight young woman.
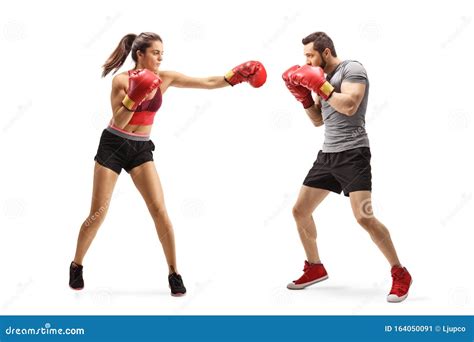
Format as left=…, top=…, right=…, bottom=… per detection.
left=69, top=32, right=266, bottom=296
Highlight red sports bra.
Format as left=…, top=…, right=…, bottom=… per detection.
left=127, top=70, right=163, bottom=125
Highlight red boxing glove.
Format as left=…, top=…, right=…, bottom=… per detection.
left=282, top=65, right=314, bottom=109
left=122, top=69, right=162, bottom=111
left=290, top=65, right=334, bottom=100
left=224, top=61, right=267, bottom=88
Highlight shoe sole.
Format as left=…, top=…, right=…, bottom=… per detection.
left=387, top=279, right=413, bottom=303
left=169, top=284, right=186, bottom=297
left=69, top=285, right=84, bottom=291
left=287, top=275, right=329, bottom=290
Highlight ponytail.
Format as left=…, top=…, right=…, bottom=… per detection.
left=102, top=33, right=137, bottom=77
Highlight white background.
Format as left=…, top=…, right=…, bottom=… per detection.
left=1, top=0, right=473, bottom=315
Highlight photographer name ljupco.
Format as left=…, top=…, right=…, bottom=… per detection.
left=384, top=325, right=467, bottom=334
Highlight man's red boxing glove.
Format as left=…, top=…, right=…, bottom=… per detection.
left=290, top=65, right=334, bottom=101
left=122, top=69, right=162, bottom=111
left=224, top=61, right=267, bottom=88
left=282, top=65, right=315, bottom=109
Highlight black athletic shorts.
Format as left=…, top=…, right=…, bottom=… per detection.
left=303, top=147, right=372, bottom=197
left=94, top=129, right=155, bottom=175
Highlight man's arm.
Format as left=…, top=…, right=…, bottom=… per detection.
left=327, top=81, right=366, bottom=116
left=305, top=99, right=324, bottom=127
left=282, top=65, right=323, bottom=127
left=290, top=63, right=367, bottom=117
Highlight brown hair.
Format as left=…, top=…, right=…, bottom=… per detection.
left=102, top=32, right=163, bottom=77
left=302, top=32, right=337, bottom=57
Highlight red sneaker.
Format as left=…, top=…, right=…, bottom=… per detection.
left=387, top=266, right=412, bottom=303
left=287, top=261, right=328, bottom=290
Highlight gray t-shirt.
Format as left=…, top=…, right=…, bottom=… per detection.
left=321, top=60, right=370, bottom=153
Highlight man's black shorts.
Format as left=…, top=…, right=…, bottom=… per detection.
left=94, top=129, right=155, bottom=175
left=303, top=147, right=372, bottom=197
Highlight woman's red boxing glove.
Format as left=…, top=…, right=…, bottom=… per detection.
left=122, top=69, right=162, bottom=111
left=224, top=61, right=267, bottom=88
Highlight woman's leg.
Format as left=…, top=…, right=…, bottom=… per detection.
left=129, top=161, right=178, bottom=274
left=73, top=162, right=119, bottom=265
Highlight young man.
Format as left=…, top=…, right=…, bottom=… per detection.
left=282, top=32, right=412, bottom=303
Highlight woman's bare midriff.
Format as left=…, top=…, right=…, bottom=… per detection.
left=122, top=124, right=153, bottom=135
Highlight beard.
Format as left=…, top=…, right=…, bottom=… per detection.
left=319, top=54, right=327, bottom=70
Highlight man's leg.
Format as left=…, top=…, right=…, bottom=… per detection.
left=292, top=185, right=330, bottom=263
left=349, top=190, right=412, bottom=302
left=287, top=186, right=330, bottom=290
left=349, top=190, right=400, bottom=266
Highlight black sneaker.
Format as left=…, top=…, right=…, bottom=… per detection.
left=69, top=262, right=84, bottom=290
left=168, top=272, right=186, bottom=297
